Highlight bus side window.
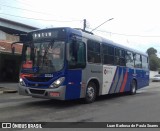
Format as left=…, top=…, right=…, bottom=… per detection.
left=126, top=51, right=134, bottom=68
left=120, top=49, right=126, bottom=66
left=68, top=40, right=86, bottom=69
left=115, top=48, right=120, bottom=65
left=102, top=44, right=114, bottom=65
left=134, top=54, right=142, bottom=68
left=142, top=55, right=148, bottom=69
left=87, top=40, right=101, bottom=63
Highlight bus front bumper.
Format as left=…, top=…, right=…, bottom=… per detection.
left=18, top=84, right=66, bottom=100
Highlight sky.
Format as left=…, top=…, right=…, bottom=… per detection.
left=0, top=0, right=160, bottom=56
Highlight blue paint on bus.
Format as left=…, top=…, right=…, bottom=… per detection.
left=17, top=27, right=149, bottom=102
left=65, top=70, right=82, bottom=100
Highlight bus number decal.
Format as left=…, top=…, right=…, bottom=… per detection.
left=45, top=74, right=53, bottom=77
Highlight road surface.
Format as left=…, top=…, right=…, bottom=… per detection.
left=0, top=82, right=160, bottom=130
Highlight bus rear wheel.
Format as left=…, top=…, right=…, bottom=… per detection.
left=84, top=82, right=97, bottom=103
left=130, top=80, right=137, bottom=95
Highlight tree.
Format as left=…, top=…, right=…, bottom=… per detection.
left=149, top=54, right=160, bottom=71
left=147, top=47, right=157, bottom=56
left=146, top=47, right=160, bottom=71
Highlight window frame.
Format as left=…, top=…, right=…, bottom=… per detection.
left=68, top=40, right=86, bottom=69
left=142, top=55, right=148, bottom=69
left=125, top=51, right=134, bottom=68
left=134, top=53, right=142, bottom=68
left=87, top=40, right=101, bottom=64
left=102, top=44, right=115, bottom=65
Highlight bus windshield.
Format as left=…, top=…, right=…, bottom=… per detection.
left=22, top=41, right=65, bottom=74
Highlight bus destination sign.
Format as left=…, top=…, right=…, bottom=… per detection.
left=32, top=28, right=66, bottom=40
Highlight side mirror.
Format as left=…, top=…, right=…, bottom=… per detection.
left=11, top=46, right=15, bottom=55
left=66, top=39, right=77, bottom=60
left=11, top=41, right=22, bottom=55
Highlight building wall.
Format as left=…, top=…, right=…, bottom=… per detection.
left=0, top=30, right=19, bottom=42
left=0, top=30, right=6, bottom=40
left=0, top=52, right=21, bottom=82
left=0, top=18, right=37, bottom=82
left=0, top=30, right=21, bottom=82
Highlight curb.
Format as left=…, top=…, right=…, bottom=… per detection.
left=3, top=90, right=18, bottom=93
left=0, top=87, right=4, bottom=94
left=0, top=87, right=18, bottom=94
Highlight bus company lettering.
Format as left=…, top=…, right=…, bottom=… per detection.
left=91, top=70, right=102, bottom=73
left=104, top=69, right=113, bottom=75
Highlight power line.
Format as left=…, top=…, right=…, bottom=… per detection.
left=0, top=3, right=47, bottom=15
left=0, top=3, right=60, bottom=16
left=93, top=29, right=160, bottom=38
left=0, top=3, right=81, bottom=22
left=1, top=3, right=159, bottom=38
left=13, top=0, right=35, bottom=7
left=0, top=12, right=81, bottom=22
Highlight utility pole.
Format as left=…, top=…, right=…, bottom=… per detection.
left=83, top=19, right=86, bottom=31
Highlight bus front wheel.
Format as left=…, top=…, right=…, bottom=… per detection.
left=84, top=82, right=97, bottom=103
left=130, top=80, right=137, bottom=95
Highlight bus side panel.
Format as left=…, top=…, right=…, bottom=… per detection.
left=103, top=66, right=118, bottom=94
left=65, top=70, right=82, bottom=100
left=142, top=70, right=149, bottom=87
left=122, top=68, right=133, bottom=92
left=80, top=64, right=103, bottom=98
left=106, top=67, right=134, bottom=94
left=137, top=69, right=149, bottom=89
left=115, top=67, right=128, bottom=93
left=135, top=69, right=143, bottom=88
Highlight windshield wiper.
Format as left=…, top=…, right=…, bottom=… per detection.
left=42, top=40, right=55, bottom=67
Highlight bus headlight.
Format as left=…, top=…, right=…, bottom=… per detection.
left=19, top=78, right=26, bottom=86
left=50, top=77, right=65, bottom=88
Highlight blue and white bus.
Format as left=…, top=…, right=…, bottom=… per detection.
left=17, top=27, right=149, bottom=103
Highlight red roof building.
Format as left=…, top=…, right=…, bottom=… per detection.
left=0, top=18, right=38, bottom=82
left=0, top=40, right=22, bottom=54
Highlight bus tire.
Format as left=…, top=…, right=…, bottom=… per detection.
left=130, top=80, right=137, bottom=95
left=84, top=82, right=97, bottom=103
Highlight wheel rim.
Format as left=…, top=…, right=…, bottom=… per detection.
left=87, top=86, right=95, bottom=100
left=132, top=81, right=136, bottom=93
left=132, top=85, right=136, bottom=93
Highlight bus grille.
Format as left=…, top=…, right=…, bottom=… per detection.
left=28, top=83, right=47, bottom=88
left=29, top=89, right=45, bottom=95
left=26, top=77, right=52, bottom=82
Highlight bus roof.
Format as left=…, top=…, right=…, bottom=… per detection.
left=30, top=27, right=148, bottom=56
left=72, top=28, right=148, bottom=56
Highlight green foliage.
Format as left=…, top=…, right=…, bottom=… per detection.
left=147, top=47, right=160, bottom=71
left=149, top=54, right=160, bottom=71
left=147, top=47, right=157, bottom=56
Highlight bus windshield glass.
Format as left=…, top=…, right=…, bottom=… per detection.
left=22, top=41, right=65, bottom=74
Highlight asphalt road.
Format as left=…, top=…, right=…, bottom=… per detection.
left=0, top=82, right=160, bottom=130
